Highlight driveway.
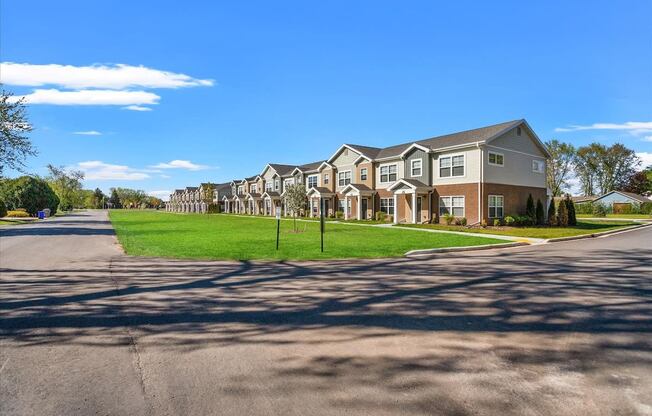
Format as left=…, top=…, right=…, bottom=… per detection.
left=1, top=210, right=651, bottom=415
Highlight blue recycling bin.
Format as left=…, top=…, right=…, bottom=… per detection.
left=38, top=211, right=45, bottom=219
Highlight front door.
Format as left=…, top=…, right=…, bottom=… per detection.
left=361, top=198, right=368, bottom=220
left=324, top=199, right=330, bottom=217
left=416, top=195, right=422, bottom=223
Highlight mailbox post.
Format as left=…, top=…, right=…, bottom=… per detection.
left=276, top=210, right=281, bottom=250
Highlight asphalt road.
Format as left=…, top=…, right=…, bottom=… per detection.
left=1, top=210, right=651, bottom=416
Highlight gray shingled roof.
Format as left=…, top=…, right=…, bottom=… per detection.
left=185, top=186, right=198, bottom=191
left=596, top=191, right=651, bottom=203
left=297, top=160, right=325, bottom=173
left=268, top=163, right=297, bottom=176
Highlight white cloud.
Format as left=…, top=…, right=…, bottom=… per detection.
left=147, top=190, right=172, bottom=201
left=1, top=62, right=214, bottom=90
left=11, top=89, right=160, bottom=106
left=643, top=136, right=652, bottom=142
left=73, top=130, right=102, bottom=136
left=73, top=161, right=151, bottom=180
left=123, top=105, right=152, bottom=111
left=637, top=152, right=652, bottom=168
left=555, top=121, right=652, bottom=136
left=150, top=160, right=209, bottom=171
left=160, top=174, right=172, bottom=179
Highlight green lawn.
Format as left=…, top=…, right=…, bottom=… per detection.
left=398, top=220, right=639, bottom=239
left=109, top=211, right=506, bottom=260
left=0, top=219, right=30, bottom=226
left=576, top=213, right=652, bottom=220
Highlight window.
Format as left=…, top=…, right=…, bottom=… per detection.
left=275, top=179, right=280, bottom=190
left=338, top=200, right=345, bottom=212
left=284, top=179, right=293, bottom=189
left=488, top=152, right=504, bottom=166
left=338, top=171, right=351, bottom=186
left=308, top=175, right=318, bottom=188
left=265, top=181, right=273, bottom=191
left=439, top=155, right=465, bottom=177
left=532, top=160, right=544, bottom=173
left=380, top=164, right=397, bottom=182
left=439, top=196, right=465, bottom=217
left=250, top=184, right=257, bottom=193
left=488, top=195, right=504, bottom=218
left=380, top=198, right=395, bottom=215
left=324, top=174, right=329, bottom=185
left=238, top=186, right=244, bottom=195
left=411, top=159, right=422, bottom=176
left=360, top=168, right=368, bottom=181
left=516, top=126, right=522, bottom=136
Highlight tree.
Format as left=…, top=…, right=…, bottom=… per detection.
left=621, top=170, right=652, bottom=196
left=112, top=187, right=147, bottom=208
left=91, top=188, right=107, bottom=208
left=46, top=164, right=85, bottom=211
left=200, top=183, right=215, bottom=213
left=0, top=198, right=7, bottom=217
left=525, top=194, right=535, bottom=222
left=283, top=183, right=307, bottom=232
left=557, top=198, right=568, bottom=227
left=108, top=188, right=121, bottom=208
left=565, top=194, right=577, bottom=226
left=535, top=199, right=544, bottom=225
left=0, top=90, right=37, bottom=176
left=545, top=139, right=575, bottom=196
left=0, top=176, right=59, bottom=215
left=574, top=142, right=640, bottom=196
left=547, top=199, right=556, bottom=225
left=574, top=144, right=603, bottom=196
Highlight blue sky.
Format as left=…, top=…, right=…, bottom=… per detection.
left=2, top=1, right=651, bottom=199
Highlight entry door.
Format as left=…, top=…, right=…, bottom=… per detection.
left=324, top=199, right=330, bottom=216
left=416, top=196, right=422, bottom=222
left=361, top=198, right=368, bottom=219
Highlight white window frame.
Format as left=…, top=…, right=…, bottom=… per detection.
left=338, top=170, right=351, bottom=187
left=532, top=159, right=544, bottom=174
left=250, top=184, right=257, bottom=193
left=488, top=151, right=504, bottom=167
left=323, top=173, right=329, bottom=185
left=360, top=168, right=368, bottom=181
left=439, top=196, right=465, bottom=217
left=439, top=154, right=465, bottom=178
left=380, top=197, right=394, bottom=215
left=411, top=159, right=422, bottom=177
left=488, top=195, right=504, bottom=218
left=265, top=182, right=273, bottom=192
left=379, top=163, right=398, bottom=183
left=307, top=174, right=318, bottom=189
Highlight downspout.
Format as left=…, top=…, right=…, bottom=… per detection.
left=477, top=143, right=483, bottom=225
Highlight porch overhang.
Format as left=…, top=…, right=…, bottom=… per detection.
left=262, top=191, right=281, bottom=200
left=387, top=179, right=430, bottom=194
left=306, top=187, right=334, bottom=197
left=341, top=183, right=375, bottom=197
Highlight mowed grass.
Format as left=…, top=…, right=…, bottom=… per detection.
left=109, top=211, right=506, bottom=260
left=399, top=220, right=639, bottom=239
left=576, top=213, right=652, bottom=220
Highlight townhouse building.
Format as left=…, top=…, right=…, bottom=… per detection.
left=168, top=119, right=549, bottom=225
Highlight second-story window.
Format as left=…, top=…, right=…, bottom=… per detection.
left=411, top=159, right=422, bottom=176
left=338, top=171, right=351, bottom=186
left=265, top=181, right=273, bottom=191
left=360, top=168, right=368, bottom=181
left=308, top=175, right=318, bottom=188
left=275, top=180, right=280, bottom=190
left=532, top=159, right=544, bottom=173
left=439, top=155, right=465, bottom=177
left=488, top=152, right=504, bottom=166
left=324, top=173, right=329, bottom=184
left=250, top=184, right=257, bottom=193
left=380, top=164, right=397, bottom=182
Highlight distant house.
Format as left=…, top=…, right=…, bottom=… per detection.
left=592, top=191, right=650, bottom=210
left=554, top=195, right=596, bottom=206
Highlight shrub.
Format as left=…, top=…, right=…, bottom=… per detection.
left=0, top=199, right=6, bottom=218
left=535, top=199, right=544, bottom=225
left=574, top=201, right=593, bottom=215
left=493, top=218, right=501, bottom=227
left=557, top=199, right=569, bottom=226
left=7, top=210, right=30, bottom=217
left=480, top=219, right=487, bottom=228
left=641, top=202, right=652, bottom=215
left=565, top=195, right=577, bottom=226
left=547, top=199, right=556, bottom=225
left=444, top=214, right=455, bottom=225
left=592, top=203, right=607, bottom=217
left=375, top=211, right=386, bottom=221
left=504, top=215, right=515, bottom=226
left=0, top=176, right=59, bottom=215
left=526, top=194, right=535, bottom=222
left=335, top=211, right=344, bottom=219
left=207, top=203, right=220, bottom=214
left=613, top=203, right=633, bottom=215
left=460, top=217, right=467, bottom=226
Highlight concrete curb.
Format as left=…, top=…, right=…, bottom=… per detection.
left=405, top=241, right=528, bottom=257
left=545, top=222, right=651, bottom=243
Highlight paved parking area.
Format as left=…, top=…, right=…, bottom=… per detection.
left=1, top=210, right=651, bottom=415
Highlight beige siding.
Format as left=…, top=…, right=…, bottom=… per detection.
left=490, top=127, right=546, bottom=157
left=483, top=146, right=546, bottom=188
left=332, top=148, right=361, bottom=192
left=432, top=147, right=480, bottom=185
left=374, top=158, right=404, bottom=190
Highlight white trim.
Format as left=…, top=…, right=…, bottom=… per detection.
left=399, top=143, right=430, bottom=158
left=412, top=192, right=417, bottom=223
left=327, top=144, right=366, bottom=164
left=393, top=194, right=398, bottom=224
left=485, top=144, right=545, bottom=159
left=379, top=163, right=398, bottom=184
left=485, top=120, right=552, bottom=159
left=317, top=161, right=334, bottom=171
left=532, top=159, right=545, bottom=174
left=438, top=153, right=466, bottom=179
left=375, top=143, right=479, bottom=162
left=353, top=155, right=371, bottom=165
left=360, top=167, right=368, bottom=181
left=307, top=174, right=319, bottom=189
left=439, top=195, right=465, bottom=217
left=488, top=194, right=504, bottom=218
left=410, top=159, right=423, bottom=177
left=337, top=170, right=352, bottom=187
left=487, top=151, right=504, bottom=167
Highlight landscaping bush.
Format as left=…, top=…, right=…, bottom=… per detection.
left=0, top=199, right=6, bottom=218
left=592, top=203, right=607, bottom=217
left=0, top=176, right=59, bottom=216
left=504, top=215, right=515, bottom=226
left=443, top=213, right=455, bottom=225
left=535, top=199, right=544, bottom=225
left=493, top=218, right=501, bottom=227
left=375, top=211, right=385, bottom=221
left=526, top=194, right=535, bottom=222
left=480, top=219, right=487, bottom=228
left=547, top=199, right=556, bottom=225
left=460, top=217, right=467, bottom=226
left=513, top=215, right=533, bottom=226
left=574, top=202, right=593, bottom=215
left=335, top=211, right=344, bottom=219
left=207, top=203, right=220, bottom=214
left=613, top=203, right=633, bottom=215
left=7, top=210, right=30, bottom=217
left=565, top=195, right=577, bottom=226
left=557, top=199, right=569, bottom=226
left=641, top=202, right=652, bottom=215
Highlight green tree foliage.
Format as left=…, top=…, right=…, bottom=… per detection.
left=0, top=176, right=59, bottom=215
left=621, top=169, right=652, bottom=196
left=547, top=199, right=556, bottom=225
left=283, top=183, right=307, bottom=232
left=525, top=194, right=535, bottom=221
left=0, top=198, right=7, bottom=217
left=545, top=139, right=575, bottom=196
left=535, top=199, right=544, bottom=225
left=108, top=189, right=122, bottom=208
left=0, top=90, right=37, bottom=175
left=111, top=187, right=147, bottom=208
left=574, top=143, right=640, bottom=196
left=46, top=164, right=85, bottom=211
left=557, top=198, right=569, bottom=226
left=90, top=188, right=107, bottom=208
left=565, top=195, right=577, bottom=226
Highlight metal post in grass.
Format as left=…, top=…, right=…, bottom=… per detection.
left=276, top=210, right=281, bottom=250
left=320, top=197, right=324, bottom=252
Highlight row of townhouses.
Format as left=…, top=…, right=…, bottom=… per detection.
left=166, top=119, right=551, bottom=224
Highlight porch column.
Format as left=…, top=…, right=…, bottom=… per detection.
left=357, top=195, right=361, bottom=220
left=393, top=194, right=398, bottom=224
left=412, top=192, right=417, bottom=224
left=344, top=196, right=349, bottom=220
